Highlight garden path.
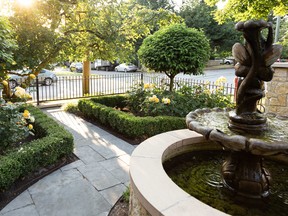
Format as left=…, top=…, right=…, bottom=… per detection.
left=0, top=107, right=135, bottom=216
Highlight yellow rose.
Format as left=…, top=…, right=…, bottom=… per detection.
left=144, top=83, right=150, bottom=89
left=28, top=124, right=33, bottom=130
left=148, top=95, right=159, bottom=103
left=29, top=74, right=36, bottom=79
left=162, top=98, right=171, bottom=104
left=2, top=80, right=8, bottom=86
left=23, top=110, right=30, bottom=119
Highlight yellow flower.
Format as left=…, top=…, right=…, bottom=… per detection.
left=162, top=97, right=171, bottom=104
left=204, top=89, right=211, bottom=95
left=144, top=83, right=155, bottom=90
left=144, top=83, right=150, bottom=89
left=29, top=74, right=36, bottom=79
left=23, top=110, right=30, bottom=119
left=148, top=95, right=159, bottom=103
left=28, top=124, right=33, bottom=130
left=215, top=76, right=227, bottom=86
left=148, top=96, right=155, bottom=102
left=14, top=86, right=32, bottom=99
left=2, top=80, right=8, bottom=86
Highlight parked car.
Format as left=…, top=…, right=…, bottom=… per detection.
left=115, top=63, right=138, bottom=72
left=70, top=62, right=83, bottom=72
left=8, top=69, right=58, bottom=89
left=223, top=58, right=234, bottom=65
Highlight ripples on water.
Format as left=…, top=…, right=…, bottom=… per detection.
left=164, top=151, right=288, bottom=216
left=195, top=112, right=288, bottom=143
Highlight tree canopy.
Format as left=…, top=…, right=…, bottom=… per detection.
left=205, top=0, right=288, bottom=23
left=1, top=0, right=182, bottom=73
left=138, top=24, right=210, bottom=91
left=0, top=17, right=16, bottom=79
left=179, top=0, right=241, bottom=57
left=136, top=0, right=175, bottom=11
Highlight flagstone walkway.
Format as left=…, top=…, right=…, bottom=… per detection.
left=0, top=107, right=136, bottom=216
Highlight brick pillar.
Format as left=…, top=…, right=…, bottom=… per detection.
left=265, top=62, right=288, bottom=115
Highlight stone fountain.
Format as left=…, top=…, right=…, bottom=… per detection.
left=129, top=20, right=288, bottom=216
left=186, top=20, right=285, bottom=199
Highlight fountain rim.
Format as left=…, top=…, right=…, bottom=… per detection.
left=129, top=129, right=228, bottom=216
left=186, top=107, right=288, bottom=156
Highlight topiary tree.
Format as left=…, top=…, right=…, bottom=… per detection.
left=138, top=24, right=210, bottom=91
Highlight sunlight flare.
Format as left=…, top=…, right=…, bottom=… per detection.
left=16, top=0, right=34, bottom=7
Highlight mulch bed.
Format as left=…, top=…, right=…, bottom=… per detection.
left=108, top=195, right=129, bottom=216
left=0, top=153, right=79, bottom=210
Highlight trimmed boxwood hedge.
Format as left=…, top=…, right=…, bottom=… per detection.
left=0, top=105, right=74, bottom=190
left=78, top=95, right=186, bottom=140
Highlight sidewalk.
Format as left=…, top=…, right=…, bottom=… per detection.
left=0, top=107, right=136, bottom=216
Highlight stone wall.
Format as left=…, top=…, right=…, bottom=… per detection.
left=265, top=62, right=288, bottom=115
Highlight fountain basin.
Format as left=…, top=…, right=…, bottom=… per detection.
left=186, top=108, right=288, bottom=155
left=186, top=108, right=288, bottom=198
left=129, top=129, right=228, bottom=216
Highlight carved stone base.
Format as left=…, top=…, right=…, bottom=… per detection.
left=221, top=151, right=271, bottom=199
left=228, top=111, right=268, bottom=134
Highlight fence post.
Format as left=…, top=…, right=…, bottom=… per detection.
left=141, top=72, right=144, bottom=90
left=36, top=76, right=40, bottom=106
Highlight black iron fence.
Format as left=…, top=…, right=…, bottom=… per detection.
left=2, top=73, right=236, bottom=104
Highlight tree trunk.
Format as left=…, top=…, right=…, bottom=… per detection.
left=169, top=74, right=175, bottom=92
left=82, top=60, right=91, bottom=95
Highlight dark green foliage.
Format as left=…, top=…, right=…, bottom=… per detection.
left=138, top=24, right=210, bottom=91
left=0, top=105, right=74, bottom=190
left=179, top=1, right=241, bottom=56
left=78, top=97, right=186, bottom=140
left=91, top=95, right=127, bottom=108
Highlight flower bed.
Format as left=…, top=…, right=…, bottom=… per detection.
left=0, top=105, right=74, bottom=191
left=78, top=95, right=186, bottom=141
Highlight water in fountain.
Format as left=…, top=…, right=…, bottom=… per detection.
left=164, top=150, right=288, bottom=216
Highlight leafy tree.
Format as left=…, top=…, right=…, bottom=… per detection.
left=179, top=0, right=241, bottom=57
left=0, top=17, right=17, bottom=79
left=7, top=0, right=70, bottom=74
left=136, top=0, right=175, bottom=11
left=138, top=24, right=210, bottom=91
left=279, top=18, right=288, bottom=58
left=204, top=0, right=288, bottom=23
left=61, top=0, right=181, bottom=64
left=4, top=0, right=181, bottom=72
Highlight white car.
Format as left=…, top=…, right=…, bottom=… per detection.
left=223, top=59, right=234, bottom=65
left=115, top=63, right=138, bottom=72
left=8, top=69, right=58, bottom=88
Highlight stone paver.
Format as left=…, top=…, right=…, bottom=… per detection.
left=0, top=107, right=136, bottom=216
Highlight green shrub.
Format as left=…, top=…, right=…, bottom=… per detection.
left=91, top=94, right=127, bottom=108
left=78, top=98, right=186, bottom=140
left=0, top=105, right=74, bottom=190
left=62, top=101, right=80, bottom=114
left=126, top=79, right=234, bottom=117
left=0, top=103, right=35, bottom=152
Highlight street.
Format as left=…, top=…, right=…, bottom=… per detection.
left=90, top=67, right=236, bottom=84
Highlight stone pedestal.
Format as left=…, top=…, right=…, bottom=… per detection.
left=265, top=62, right=288, bottom=115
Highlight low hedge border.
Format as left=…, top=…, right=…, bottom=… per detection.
left=0, top=105, right=74, bottom=190
left=78, top=95, right=186, bottom=140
